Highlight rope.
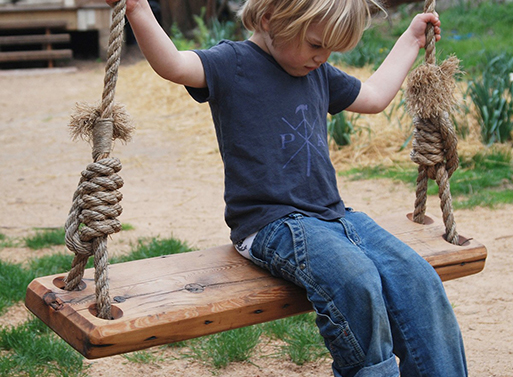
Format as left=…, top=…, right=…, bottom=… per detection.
left=406, top=0, right=460, bottom=245
left=63, top=0, right=130, bottom=320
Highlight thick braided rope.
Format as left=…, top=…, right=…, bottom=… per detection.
left=64, top=0, right=127, bottom=319
left=409, top=0, right=460, bottom=245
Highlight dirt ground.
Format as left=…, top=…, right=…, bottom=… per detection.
left=0, top=52, right=512, bottom=376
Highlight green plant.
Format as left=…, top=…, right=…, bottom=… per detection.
left=192, top=8, right=242, bottom=49
left=122, top=349, right=165, bottom=364
left=0, top=233, right=20, bottom=249
left=24, top=228, right=66, bottom=250
left=0, top=233, right=6, bottom=247
left=29, top=253, right=77, bottom=277
left=261, top=313, right=327, bottom=365
left=110, top=237, right=191, bottom=264
left=121, top=223, right=135, bottom=231
left=0, top=318, right=86, bottom=377
left=330, top=27, right=392, bottom=69
left=0, top=261, right=32, bottom=314
left=281, top=320, right=328, bottom=365
left=184, top=326, right=262, bottom=369
left=468, top=54, right=513, bottom=145
left=170, top=23, right=197, bottom=51
left=341, top=147, right=513, bottom=209
left=327, top=112, right=360, bottom=148
left=436, top=1, right=513, bottom=74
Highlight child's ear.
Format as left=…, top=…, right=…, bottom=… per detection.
left=261, top=11, right=272, bottom=32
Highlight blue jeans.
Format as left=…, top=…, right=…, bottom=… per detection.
left=249, top=211, right=467, bottom=377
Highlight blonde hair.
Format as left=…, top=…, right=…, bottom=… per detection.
left=239, top=0, right=385, bottom=52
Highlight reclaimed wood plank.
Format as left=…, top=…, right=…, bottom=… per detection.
left=0, top=34, right=70, bottom=46
left=25, top=212, right=486, bottom=359
left=0, top=49, right=72, bottom=63
left=0, top=20, right=68, bottom=31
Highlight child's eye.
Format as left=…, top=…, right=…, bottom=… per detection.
left=310, top=43, right=322, bottom=49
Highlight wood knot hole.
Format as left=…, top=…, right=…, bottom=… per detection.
left=185, top=283, right=205, bottom=293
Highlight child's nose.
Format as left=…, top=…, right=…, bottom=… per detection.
left=314, top=50, right=331, bottom=64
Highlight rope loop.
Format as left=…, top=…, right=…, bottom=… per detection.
left=65, top=157, right=124, bottom=257
left=410, top=114, right=458, bottom=181
left=63, top=0, right=131, bottom=319
left=405, top=0, right=461, bottom=245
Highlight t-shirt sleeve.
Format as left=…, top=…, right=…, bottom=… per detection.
left=185, top=40, right=237, bottom=104
left=326, top=64, right=361, bottom=115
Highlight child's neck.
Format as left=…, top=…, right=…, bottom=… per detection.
left=249, top=32, right=271, bottom=55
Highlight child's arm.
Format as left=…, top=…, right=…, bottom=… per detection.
left=346, top=13, right=441, bottom=114
left=106, top=0, right=206, bottom=88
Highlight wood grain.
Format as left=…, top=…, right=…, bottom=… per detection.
left=25, top=213, right=486, bottom=359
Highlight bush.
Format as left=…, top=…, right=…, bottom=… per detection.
left=468, top=54, right=513, bottom=145
left=328, top=112, right=359, bottom=148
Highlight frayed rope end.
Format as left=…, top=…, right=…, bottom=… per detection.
left=69, top=102, right=134, bottom=144
left=406, top=55, right=462, bottom=119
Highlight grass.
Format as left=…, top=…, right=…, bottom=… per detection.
left=330, top=1, right=513, bottom=76
left=0, top=233, right=18, bottom=248
left=341, top=147, right=513, bottom=209
left=0, top=318, right=86, bottom=377
left=261, top=313, right=328, bottom=365
left=436, top=0, right=513, bottom=75
left=183, top=326, right=263, bottom=369
left=178, top=313, right=327, bottom=370
left=122, top=349, right=166, bottom=365
left=0, top=261, right=32, bottom=315
left=24, top=228, right=66, bottom=250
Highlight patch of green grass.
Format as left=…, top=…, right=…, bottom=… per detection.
left=339, top=1, right=513, bottom=76
left=261, top=313, right=327, bottom=365
left=0, top=318, right=86, bottom=377
left=0, top=261, right=33, bottom=315
left=24, top=228, right=66, bottom=250
left=184, top=326, right=262, bottom=369
left=0, top=233, right=20, bottom=249
left=436, top=1, right=513, bottom=75
left=110, top=237, right=191, bottom=264
left=0, top=233, right=7, bottom=248
left=28, top=253, right=78, bottom=277
left=340, top=148, right=513, bottom=209
left=122, top=349, right=165, bottom=364
left=121, top=223, right=135, bottom=231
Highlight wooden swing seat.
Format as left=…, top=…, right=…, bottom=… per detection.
left=25, top=212, right=486, bottom=359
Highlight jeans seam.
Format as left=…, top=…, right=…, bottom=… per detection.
left=289, top=216, right=366, bottom=368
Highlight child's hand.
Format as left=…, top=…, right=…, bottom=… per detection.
left=105, top=0, right=141, bottom=14
left=408, top=13, right=442, bottom=49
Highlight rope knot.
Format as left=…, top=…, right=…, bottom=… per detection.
left=410, top=114, right=459, bottom=179
left=65, top=157, right=124, bottom=257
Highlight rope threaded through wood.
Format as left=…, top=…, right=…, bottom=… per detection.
left=406, top=0, right=460, bottom=245
left=64, top=0, right=130, bottom=320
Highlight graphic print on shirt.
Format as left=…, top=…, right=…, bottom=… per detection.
left=281, top=104, right=327, bottom=177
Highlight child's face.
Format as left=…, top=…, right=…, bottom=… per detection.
left=265, top=22, right=332, bottom=77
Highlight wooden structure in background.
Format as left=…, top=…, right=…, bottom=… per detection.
left=0, top=20, right=72, bottom=67
left=25, top=212, right=486, bottom=359
left=0, top=0, right=111, bottom=63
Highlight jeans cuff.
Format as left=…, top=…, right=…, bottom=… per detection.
left=350, top=355, right=399, bottom=377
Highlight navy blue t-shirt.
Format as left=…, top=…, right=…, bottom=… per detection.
left=186, top=40, right=361, bottom=242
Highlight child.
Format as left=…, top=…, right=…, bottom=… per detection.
left=108, top=0, right=467, bottom=375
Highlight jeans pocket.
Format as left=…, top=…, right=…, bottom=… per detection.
left=315, top=302, right=365, bottom=368
left=249, top=215, right=302, bottom=284
left=248, top=216, right=287, bottom=271
left=248, top=246, right=268, bottom=270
